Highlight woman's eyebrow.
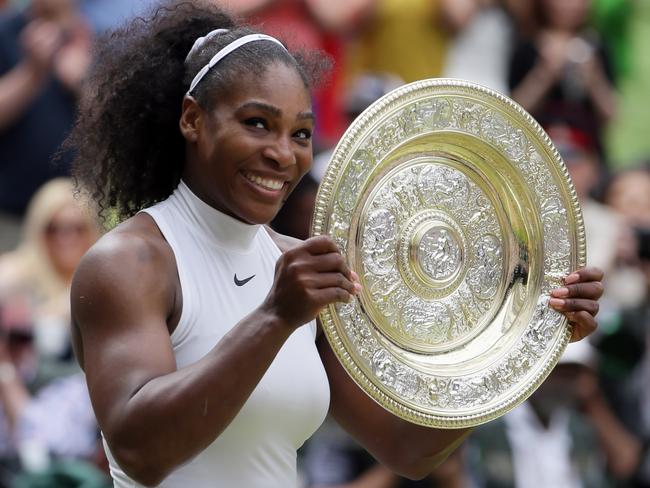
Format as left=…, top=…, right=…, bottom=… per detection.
left=237, top=102, right=314, bottom=121
left=238, top=101, right=281, bottom=117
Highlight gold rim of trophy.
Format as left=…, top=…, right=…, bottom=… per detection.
left=311, top=78, right=586, bottom=428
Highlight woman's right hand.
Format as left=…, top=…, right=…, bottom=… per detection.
left=261, top=236, right=361, bottom=330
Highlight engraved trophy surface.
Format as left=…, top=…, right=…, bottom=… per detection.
left=311, top=79, right=586, bottom=428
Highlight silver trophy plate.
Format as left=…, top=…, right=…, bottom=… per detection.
left=311, top=79, right=586, bottom=428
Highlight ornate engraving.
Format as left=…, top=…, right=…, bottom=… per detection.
left=362, top=208, right=398, bottom=276
left=469, top=234, right=502, bottom=299
left=418, top=165, right=470, bottom=209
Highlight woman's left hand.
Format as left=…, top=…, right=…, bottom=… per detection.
left=549, top=267, right=604, bottom=342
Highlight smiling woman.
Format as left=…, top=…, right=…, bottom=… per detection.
left=180, top=62, right=314, bottom=224
left=65, top=1, right=605, bottom=487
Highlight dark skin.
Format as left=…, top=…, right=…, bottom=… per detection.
left=71, top=62, right=604, bottom=486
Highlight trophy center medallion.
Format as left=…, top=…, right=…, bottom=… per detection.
left=415, top=224, right=463, bottom=283
left=398, top=210, right=468, bottom=300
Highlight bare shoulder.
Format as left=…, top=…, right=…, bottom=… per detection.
left=75, top=213, right=174, bottom=286
left=72, top=213, right=178, bottom=331
left=264, top=225, right=304, bottom=253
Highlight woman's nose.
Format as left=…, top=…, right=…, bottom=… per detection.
left=263, top=136, right=296, bottom=168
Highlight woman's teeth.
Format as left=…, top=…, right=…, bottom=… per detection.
left=244, top=172, right=284, bottom=191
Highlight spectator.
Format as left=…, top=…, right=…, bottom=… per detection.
left=0, top=178, right=99, bottom=386
left=508, top=0, right=617, bottom=158
left=606, top=166, right=650, bottom=231
left=467, top=341, right=641, bottom=487
left=0, top=293, right=35, bottom=485
left=0, top=0, right=92, bottom=252
left=17, top=373, right=105, bottom=475
left=601, top=167, right=650, bottom=311
left=0, top=178, right=98, bottom=485
left=599, top=166, right=650, bottom=486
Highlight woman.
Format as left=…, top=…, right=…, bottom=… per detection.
left=67, top=2, right=604, bottom=486
left=0, top=178, right=99, bottom=369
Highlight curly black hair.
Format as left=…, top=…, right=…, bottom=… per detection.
left=68, top=0, right=330, bottom=221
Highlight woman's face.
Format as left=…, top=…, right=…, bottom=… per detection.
left=43, top=203, right=96, bottom=278
left=182, top=61, right=314, bottom=225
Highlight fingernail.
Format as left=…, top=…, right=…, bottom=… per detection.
left=350, top=271, right=359, bottom=281
left=564, top=273, right=580, bottom=284
left=549, top=298, right=565, bottom=309
left=552, top=287, right=569, bottom=297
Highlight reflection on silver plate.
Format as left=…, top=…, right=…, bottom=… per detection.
left=311, top=79, right=586, bottom=428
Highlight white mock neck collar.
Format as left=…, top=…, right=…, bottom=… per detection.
left=173, top=180, right=261, bottom=251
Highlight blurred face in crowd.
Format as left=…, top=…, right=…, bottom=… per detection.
left=606, top=170, right=650, bottom=228
left=564, top=150, right=599, bottom=201
left=43, top=203, right=97, bottom=279
left=541, top=0, right=590, bottom=31
left=530, top=363, right=594, bottom=424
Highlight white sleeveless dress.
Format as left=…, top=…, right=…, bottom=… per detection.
left=104, top=181, right=330, bottom=487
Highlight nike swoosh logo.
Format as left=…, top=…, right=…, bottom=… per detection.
left=234, top=274, right=256, bottom=286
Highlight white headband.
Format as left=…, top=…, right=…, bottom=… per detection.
left=185, top=28, right=229, bottom=62
left=186, top=31, right=288, bottom=96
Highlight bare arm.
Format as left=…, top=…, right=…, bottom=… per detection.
left=73, top=220, right=358, bottom=486
left=319, top=336, right=471, bottom=480
left=0, top=62, right=47, bottom=130
left=511, top=31, right=572, bottom=113
left=579, top=55, right=617, bottom=122
left=511, top=60, right=561, bottom=113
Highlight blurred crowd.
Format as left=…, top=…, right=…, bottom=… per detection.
left=0, top=0, right=649, bottom=486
